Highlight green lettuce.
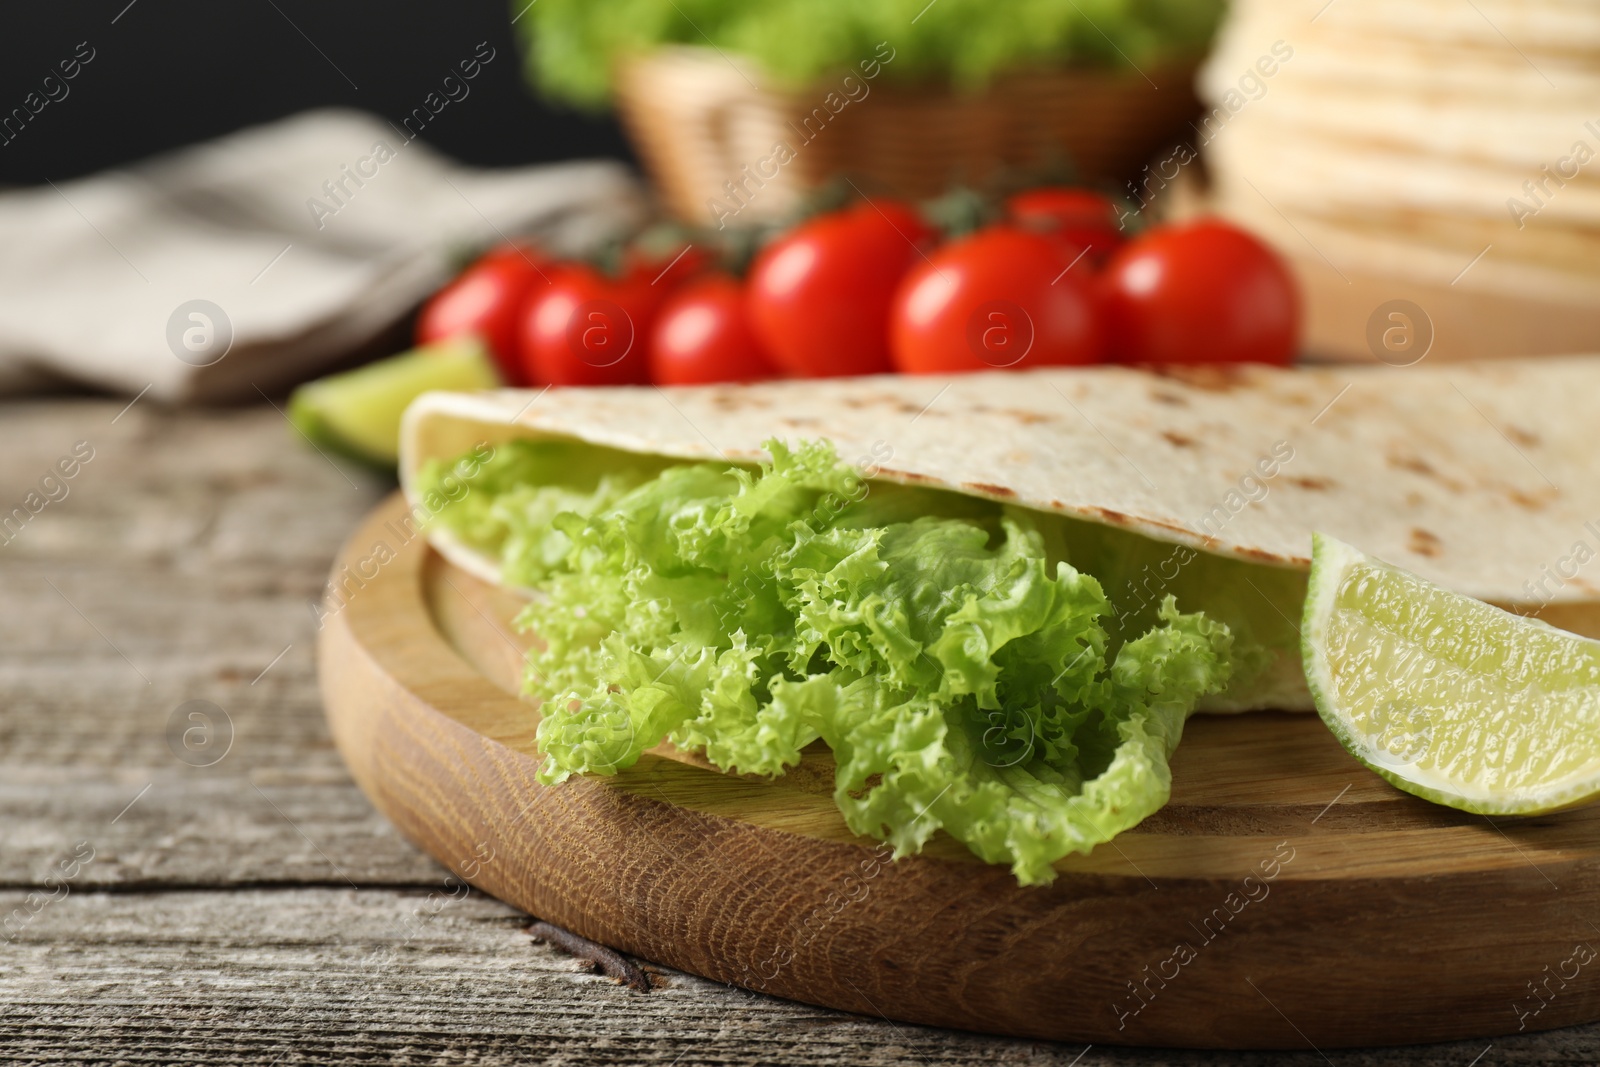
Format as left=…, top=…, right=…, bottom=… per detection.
left=515, top=0, right=1228, bottom=108
left=419, top=438, right=1236, bottom=884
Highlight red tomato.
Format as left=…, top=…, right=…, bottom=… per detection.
left=890, top=226, right=1104, bottom=374
left=747, top=200, right=935, bottom=378
left=649, top=274, right=777, bottom=386
left=416, top=244, right=549, bottom=385
left=623, top=240, right=710, bottom=291
left=1006, top=187, right=1125, bottom=268
left=1101, top=219, right=1300, bottom=366
left=518, top=264, right=659, bottom=386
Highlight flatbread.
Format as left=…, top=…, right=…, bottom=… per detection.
left=401, top=360, right=1600, bottom=613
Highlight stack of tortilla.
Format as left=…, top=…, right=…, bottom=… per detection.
left=1197, top=0, right=1600, bottom=311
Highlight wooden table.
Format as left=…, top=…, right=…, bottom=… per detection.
left=2, top=397, right=1594, bottom=1065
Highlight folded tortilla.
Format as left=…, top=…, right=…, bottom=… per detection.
left=400, top=358, right=1600, bottom=714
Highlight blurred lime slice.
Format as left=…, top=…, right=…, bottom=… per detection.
left=1303, top=533, right=1600, bottom=815
left=288, top=338, right=500, bottom=467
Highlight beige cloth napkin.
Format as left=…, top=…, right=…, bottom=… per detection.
left=0, top=109, right=646, bottom=402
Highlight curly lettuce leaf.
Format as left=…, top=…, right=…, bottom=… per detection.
left=428, top=438, right=1235, bottom=884
left=414, top=439, right=668, bottom=587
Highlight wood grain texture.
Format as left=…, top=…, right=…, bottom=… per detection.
left=0, top=766, right=443, bottom=888
left=11, top=887, right=1572, bottom=1067
left=6, top=400, right=1600, bottom=1065
left=323, top=491, right=1600, bottom=1050
left=0, top=401, right=434, bottom=894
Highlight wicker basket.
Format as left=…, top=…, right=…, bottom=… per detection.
left=613, top=46, right=1202, bottom=225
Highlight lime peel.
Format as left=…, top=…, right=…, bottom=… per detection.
left=289, top=338, right=500, bottom=467
left=1303, top=533, right=1600, bottom=815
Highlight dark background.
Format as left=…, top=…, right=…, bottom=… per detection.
left=0, top=0, right=635, bottom=186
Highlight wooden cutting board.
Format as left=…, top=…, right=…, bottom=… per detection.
left=319, top=492, right=1600, bottom=1049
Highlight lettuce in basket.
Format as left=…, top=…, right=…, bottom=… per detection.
left=517, top=0, right=1228, bottom=108
left=418, top=438, right=1237, bottom=885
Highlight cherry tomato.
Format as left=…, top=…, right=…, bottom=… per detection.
left=890, top=226, right=1104, bottom=374
left=416, top=244, right=549, bottom=385
left=649, top=273, right=777, bottom=386
left=622, top=239, right=710, bottom=291
left=747, top=200, right=935, bottom=378
left=1101, top=219, right=1300, bottom=366
left=1006, top=187, right=1125, bottom=268
left=518, top=264, right=658, bottom=386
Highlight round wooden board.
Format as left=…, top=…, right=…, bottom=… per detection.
left=320, top=492, right=1600, bottom=1049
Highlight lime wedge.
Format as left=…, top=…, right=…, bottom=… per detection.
left=1303, top=533, right=1600, bottom=814
left=288, top=338, right=500, bottom=467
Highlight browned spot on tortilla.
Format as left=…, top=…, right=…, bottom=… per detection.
left=1233, top=545, right=1287, bottom=563
left=1150, top=364, right=1251, bottom=392
left=844, top=393, right=905, bottom=410
left=1506, top=487, right=1557, bottom=511
left=877, top=467, right=934, bottom=484
left=1149, top=390, right=1190, bottom=407
left=779, top=416, right=820, bottom=428
left=1408, top=528, right=1443, bottom=557
left=1506, top=489, right=1539, bottom=510
left=1161, top=431, right=1197, bottom=449
left=1006, top=408, right=1054, bottom=425
left=1390, top=454, right=1469, bottom=492
left=1390, top=454, right=1437, bottom=477
left=1288, top=476, right=1334, bottom=491
left=1506, top=425, right=1540, bottom=448
left=1138, top=515, right=1203, bottom=538
left=964, top=481, right=1018, bottom=499
left=1405, top=491, right=1425, bottom=508
left=1044, top=504, right=1222, bottom=551
left=707, top=388, right=768, bottom=410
